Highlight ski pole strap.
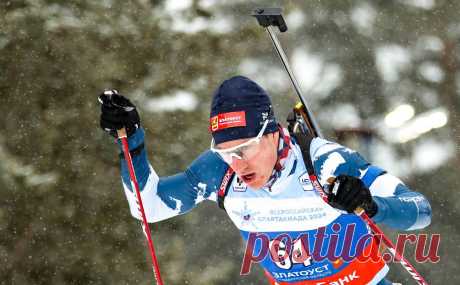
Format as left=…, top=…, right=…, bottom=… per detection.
left=291, top=131, right=329, bottom=202
left=217, top=167, right=235, bottom=210
left=119, top=143, right=144, bottom=160
left=291, top=132, right=315, bottom=177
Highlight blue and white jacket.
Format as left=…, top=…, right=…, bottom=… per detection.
left=117, top=128, right=431, bottom=285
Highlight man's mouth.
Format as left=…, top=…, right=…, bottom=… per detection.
left=241, top=173, right=256, bottom=183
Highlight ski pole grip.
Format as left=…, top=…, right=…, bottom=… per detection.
left=117, top=128, right=128, bottom=138
left=354, top=206, right=365, bottom=215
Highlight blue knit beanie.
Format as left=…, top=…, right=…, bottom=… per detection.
left=210, top=76, right=278, bottom=144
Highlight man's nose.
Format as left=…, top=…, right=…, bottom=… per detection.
left=231, top=156, right=248, bottom=171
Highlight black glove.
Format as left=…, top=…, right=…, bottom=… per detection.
left=326, top=175, right=378, bottom=217
left=98, top=90, right=140, bottom=138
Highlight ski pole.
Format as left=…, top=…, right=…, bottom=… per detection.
left=118, top=128, right=164, bottom=285
left=312, top=175, right=428, bottom=285
left=355, top=207, right=429, bottom=285
left=252, top=8, right=428, bottom=285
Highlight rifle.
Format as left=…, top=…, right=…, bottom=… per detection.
left=252, top=8, right=428, bottom=285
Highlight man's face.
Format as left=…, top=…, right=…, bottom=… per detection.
left=216, top=132, right=279, bottom=189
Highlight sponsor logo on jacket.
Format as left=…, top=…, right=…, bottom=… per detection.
left=233, top=177, right=247, bottom=192
left=299, top=172, right=313, bottom=191
left=315, top=271, right=359, bottom=285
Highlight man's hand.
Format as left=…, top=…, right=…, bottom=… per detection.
left=98, top=90, right=140, bottom=138
left=327, top=175, right=378, bottom=217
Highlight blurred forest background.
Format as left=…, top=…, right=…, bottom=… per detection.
left=1, top=0, right=459, bottom=284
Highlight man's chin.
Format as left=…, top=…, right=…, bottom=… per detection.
left=247, top=177, right=268, bottom=190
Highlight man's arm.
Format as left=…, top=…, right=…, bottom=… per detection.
left=118, top=128, right=229, bottom=223
left=99, top=90, right=229, bottom=223
left=369, top=173, right=431, bottom=230
left=310, top=137, right=432, bottom=231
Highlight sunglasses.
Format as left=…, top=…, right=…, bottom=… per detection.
left=210, top=119, right=269, bottom=164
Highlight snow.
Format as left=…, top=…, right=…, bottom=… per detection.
left=292, top=49, right=323, bottom=91
left=238, top=58, right=289, bottom=91
left=416, top=36, right=444, bottom=53
left=198, top=0, right=218, bottom=9
left=394, top=108, right=448, bottom=143
left=165, top=0, right=193, bottom=12
left=376, top=106, right=451, bottom=176
left=350, top=3, right=377, bottom=36
left=418, top=62, right=445, bottom=83
left=418, top=87, right=439, bottom=108
left=384, top=104, right=415, bottom=128
left=165, top=13, right=232, bottom=34
left=398, top=0, right=436, bottom=10
left=162, top=0, right=232, bottom=34
left=329, top=104, right=362, bottom=129
left=0, top=36, right=8, bottom=49
left=291, top=48, right=342, bottom=98
left=412, top=140, right=454, bottom=172
left=144, top=90, right=199, bottom=113
left=171, top=17, right=209, bottom=34
left=44, top=5, right=84, bottom=31
left=0, top=140, right=58, bottom=187
left=240, top=35, right=343, bottom=99
left=375, top=45, right=411, bottom=82
left=372, top=141, right=412, bottom=177
left=285, top=9, right=307, bottom=31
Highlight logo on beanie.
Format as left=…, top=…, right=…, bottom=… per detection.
left=262, top=111, right=269, bottom=121
left=210, top=111, right=247, bottom=132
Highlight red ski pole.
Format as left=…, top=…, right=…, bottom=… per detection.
left=356, top=208, right=428, bottom=285
left=311, top=174, right=429, bottom=285
left=117, top=128, right=164, bottom=285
